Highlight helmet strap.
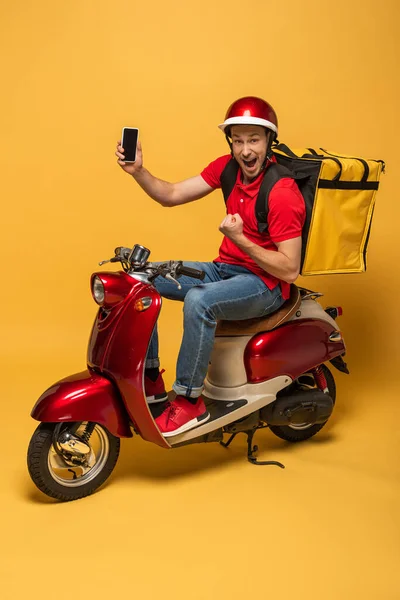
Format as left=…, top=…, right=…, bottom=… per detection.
left=261, top=130, right=276, bottom=171
left=225, top=132, right=234, bottom=157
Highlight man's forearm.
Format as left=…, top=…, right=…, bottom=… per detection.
left=132, top=167, right=174, bottom=206
left=234, top=234, right=297, bottom=283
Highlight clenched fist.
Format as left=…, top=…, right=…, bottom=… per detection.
left=219, top=213, right=244, bottom=242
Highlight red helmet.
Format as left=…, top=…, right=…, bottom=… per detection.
left=219, top=96, right=278, bottom=136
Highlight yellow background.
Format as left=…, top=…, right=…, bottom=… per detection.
left=1, top=0, right=399, bottom=598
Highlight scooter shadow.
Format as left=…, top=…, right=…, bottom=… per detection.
left=20, top=427, right=337, bottom=504
left=114, top=425, right=337, bottom=482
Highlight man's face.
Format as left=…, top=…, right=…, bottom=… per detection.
left=230, top=125, right=269, bottom=183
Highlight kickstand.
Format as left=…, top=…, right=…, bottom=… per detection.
left=220, top=429, right=285, bottom=468
left=220, top=433, right=238, bottom=448
left=247, top=430, right=285, bottom=467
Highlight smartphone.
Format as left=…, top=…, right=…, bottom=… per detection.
left=121, top=127, right=139, bottom=163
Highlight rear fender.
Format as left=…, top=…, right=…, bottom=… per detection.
left=245, top=318, right=346, bottom=383
left=31, top=369, right=132, bottom=438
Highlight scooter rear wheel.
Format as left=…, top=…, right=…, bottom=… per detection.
left=269, top=364, right=336, bottom=443
left=27, top=422, right=120, bottom=501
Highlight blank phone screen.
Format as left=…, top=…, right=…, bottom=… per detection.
left=122, top=128, right=138, bottom=162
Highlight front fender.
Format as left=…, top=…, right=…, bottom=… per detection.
left=31, top=370, right=133, bottom=438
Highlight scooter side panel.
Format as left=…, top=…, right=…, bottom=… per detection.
left=31, top=370, right=133, bottom=438
left=245, top=319, right=345, bottom=382
left=98, top=285, right=170, bottom=449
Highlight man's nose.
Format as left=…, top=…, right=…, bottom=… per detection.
left=242, top=143, right=251, bottom=157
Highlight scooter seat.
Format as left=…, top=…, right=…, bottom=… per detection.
left=215, top=284, right=301, bottom=336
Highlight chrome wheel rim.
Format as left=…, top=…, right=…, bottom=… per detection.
left=288, top=422, right=314, bottom=430
left=48, top=424, right=109, bottom=487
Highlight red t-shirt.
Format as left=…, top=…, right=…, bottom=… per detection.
left=200, top=154, right=305, bottom=300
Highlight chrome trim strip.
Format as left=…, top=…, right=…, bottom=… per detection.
left=128, top=272, right=151, bottom=284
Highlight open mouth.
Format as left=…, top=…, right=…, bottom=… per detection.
left=243, top=158, right=257, bottom=169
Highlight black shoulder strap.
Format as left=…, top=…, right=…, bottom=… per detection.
left=255, top=163, right=294, bottom=234
left=220, top=159, right=239, bottom=203
left=221, top=159, right=301, bottom=235
left=273, top=143, right=299, bottom=158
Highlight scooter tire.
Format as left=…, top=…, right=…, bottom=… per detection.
left=268, top=365, right=336, bottom=443
left=27, top=422, right=120, bottom=502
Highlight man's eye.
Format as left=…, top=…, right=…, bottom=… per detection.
left=251, top=139, right=259, bottom=143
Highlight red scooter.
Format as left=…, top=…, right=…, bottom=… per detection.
left=27, top=244, right=348, bottom=501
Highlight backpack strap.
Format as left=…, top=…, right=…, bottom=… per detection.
left=255, top=163, right=294, bottom=233
left=220, top=159, right=240, bottom=203
left=221, top=159, right=303, bottom=236
left=273, top=143, right=299, bottom=158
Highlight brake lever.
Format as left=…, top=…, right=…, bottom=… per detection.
left=164, top=273, right=182, bottom=290
left=98, top=257, right=120, bottom=266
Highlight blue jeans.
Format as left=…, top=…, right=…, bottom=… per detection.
left=146, top=261, right=284, bottom=398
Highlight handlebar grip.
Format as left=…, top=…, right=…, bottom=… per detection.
left=177, top=264, right=206, bottom=280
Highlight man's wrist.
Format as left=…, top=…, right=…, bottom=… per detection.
left=234, top=233, right=252, bottom=249
left=131, top=166, right=145, bottom=180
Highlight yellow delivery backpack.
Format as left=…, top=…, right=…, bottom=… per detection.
left=269, top=144, right=385, bottom=275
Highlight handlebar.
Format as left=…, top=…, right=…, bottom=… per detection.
left=176, top=264, right=205, bottom=280
left=99, top=245, right=206, bottom=287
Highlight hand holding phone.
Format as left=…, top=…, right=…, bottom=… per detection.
left=116, top=128, right=143, bottom=175
left=121, top=127, right=139, bottom=163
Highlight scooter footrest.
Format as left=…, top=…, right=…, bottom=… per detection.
left=204, top=398, right=248, bottom=423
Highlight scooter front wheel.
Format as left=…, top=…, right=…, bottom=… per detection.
left=27, top=422, right=120, bottom=501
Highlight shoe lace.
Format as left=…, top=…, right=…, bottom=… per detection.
left=168, top=403, right=178, bottom=420
left=162, top=401, right=177, bottom=423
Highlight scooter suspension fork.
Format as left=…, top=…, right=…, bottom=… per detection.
left=80, top=422, right=96, bottom=443
left=53, top=422, right=96, bottom=444
left=51, top=422, right=95, bottom=480
left=311, top=365, right=328, bottom=393
left=52, top=422, right=95, bottom=462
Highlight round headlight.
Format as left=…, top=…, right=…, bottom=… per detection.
left=92, top=276, right=105, bottom=305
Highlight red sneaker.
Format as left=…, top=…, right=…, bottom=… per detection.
left=145, top=369, right=168, bottom=404
left=155, top=395, right=210, bottom=437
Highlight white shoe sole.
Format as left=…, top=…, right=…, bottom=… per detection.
left=162, top=411, right=210, bottom=438
left=147, top=393, right=168, bottom=404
